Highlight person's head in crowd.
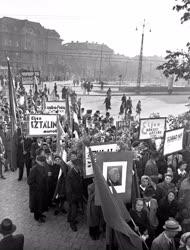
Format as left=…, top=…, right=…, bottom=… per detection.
left=150, top=151, right=159, bottom=161
left=37, top=137, right=42, bottom=146
left=178, top=161, right=187, bottom=172
left=43, top=142, right=49, bottom=151
left=106, top=112, right=110, bottom=117
left=179, top=232, right=190, bottom=248
left=36, top=148, right=45, bottom=157
left=81, top=108, right=85, bottom=114
left=140, top=175, right=150, bottom=188
left=167, top=190, right=176, bottom=203
left=0, top=218, right=16, bottom=236
left=135, top=198, right=144, bottom=212
left=163, top=219, right=181, bottom=238
left=70, top=150, right=77, bottom=162
left=143, top=187, right=155, bottom=202
left=166, top=164, right=174, bottom=175
left=46, top=136, right=52, bottom=144
left=164, top=173, right=173, bottom=185
left=36, top=155, right=46, bottom=165
left=54, top=155, right=62, bottom=165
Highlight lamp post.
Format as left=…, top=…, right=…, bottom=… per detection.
left=136, top=19, right=151, bottom=94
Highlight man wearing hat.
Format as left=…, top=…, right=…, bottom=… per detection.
left=0, top=218, right=24, bottom=250
left=27, top=155, right=48, bottom=223
left=151, top=218, right=181, bottom=250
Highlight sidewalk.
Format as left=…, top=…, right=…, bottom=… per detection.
left=0, top=171, right=105, bottom=250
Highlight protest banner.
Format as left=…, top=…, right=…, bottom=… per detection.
left=116, top=120, right=130, bottom=130
left=95, top=151, right=134, bottom=204
left=139, top=117, right=166, bottom=140
left=163, top=128, right=184, bottom=156
left=21, top=71, right=40, bottom=85
left=28, top=114, right=57, bottom=137
left=83, top=143, right=119, bottom=178
left=45, top=101, right=66, bottom=114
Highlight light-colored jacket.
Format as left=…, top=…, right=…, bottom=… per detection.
left=151, top=232, right=176, bottom=250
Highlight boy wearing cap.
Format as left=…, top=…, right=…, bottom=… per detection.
left=0, top=218, right=24, bottom=250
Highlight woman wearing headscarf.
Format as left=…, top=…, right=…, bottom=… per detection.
left=157, top=190, right=179, bottom=234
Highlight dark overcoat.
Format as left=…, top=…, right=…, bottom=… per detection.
left=86, top=183, right=103, bottom=227
left=27, top=162, right=48, bottom=213
left=66, top=168, right=83, bottom=202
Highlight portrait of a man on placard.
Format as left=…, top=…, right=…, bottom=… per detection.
left=107, top=165, right=122, bottom=186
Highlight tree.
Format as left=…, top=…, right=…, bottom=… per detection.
left=173, top=0, right=190, bottom=23
left=157, top=0, right=190, bottom=81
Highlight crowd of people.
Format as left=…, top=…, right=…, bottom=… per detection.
left=1, top=79, right=190, bottom=250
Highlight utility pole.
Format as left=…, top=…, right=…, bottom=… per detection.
left=99, top=44, right=103, bottom=82
left=137, top=19, right=145, bottom=94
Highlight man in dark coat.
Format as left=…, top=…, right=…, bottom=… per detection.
left=17, top=135, right=25, bottom=181
left=30, top=137, right=43, bottom=164
left=66, top=158, right=83, bottom=231
left=23, top=137, right=32, bottom=178
left=27, top=155, right=48, bottom=222
left=0, top=218, right=24, bottom=250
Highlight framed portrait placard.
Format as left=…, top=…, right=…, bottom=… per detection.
left=139, top=117, right=166, bottom=140
left=163, top=128, right=184, bottom=156
left=95, top=151, right=134, bottom=204
left=83, top=143, right=118, bottom=178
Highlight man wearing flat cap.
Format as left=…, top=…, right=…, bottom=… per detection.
left=0, top=218, right=24, bottom=250
left=151, top=218, right=181, bottom=250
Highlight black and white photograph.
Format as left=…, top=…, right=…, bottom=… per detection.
left=103, top=161, right=127, bottom=193
left=107, top=165, right=122, bottom=186
left=1, top=0, right=190, bottom=249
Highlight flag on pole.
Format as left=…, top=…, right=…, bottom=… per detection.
left=131, top=162, right=141, bottom=209
left=7, top=57, right=17, bottom=170
left=72, top=111, right=79, bottom=139
left=65, top=92, right=71, bottom=129
left=56, top=115, right=65, bottom=156
left=89, top=149, right=142, bottom=250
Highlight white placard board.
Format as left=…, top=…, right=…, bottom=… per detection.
left=84, top=143, right=118, bottom=177
left=28, top=114, right=57, bottom=136
left=45, top=101, right=65, bottom=114
left=139, top=118, right=166, bottom=140
left=163, top=128, right=184, bottom=156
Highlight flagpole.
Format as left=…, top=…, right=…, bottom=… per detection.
left=7, top=57, right=17, bottom=171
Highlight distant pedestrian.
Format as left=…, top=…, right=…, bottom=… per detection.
left=107, top=87, right=112, bottom=97
left=136, top=100, right=141, bottom=118
left=104, top=96, right=111, bottom=111
left=54, top=82, right=57, bottom=95
left=0, top=218, right=24, bottom=250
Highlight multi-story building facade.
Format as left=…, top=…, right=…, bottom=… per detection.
left=62, top=41, right=114, bottom=81
left=0, top=17, right=64, bottom=79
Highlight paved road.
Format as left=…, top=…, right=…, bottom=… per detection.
left=45, top=81, right=190, bottom=119
left=0, top=171, right=105, bottom=250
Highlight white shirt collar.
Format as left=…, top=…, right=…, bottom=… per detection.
left=140, top=185, right=146, bottom=191
left=178, top=168, right=186, bottom=175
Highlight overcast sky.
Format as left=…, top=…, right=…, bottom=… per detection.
left=1, top=0, right=190, bottom=57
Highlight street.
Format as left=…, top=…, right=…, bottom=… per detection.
left=0, top=171, right=105, bottom=250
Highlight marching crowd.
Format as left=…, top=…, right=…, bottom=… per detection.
left=1, top=80, right=190, bottom=250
